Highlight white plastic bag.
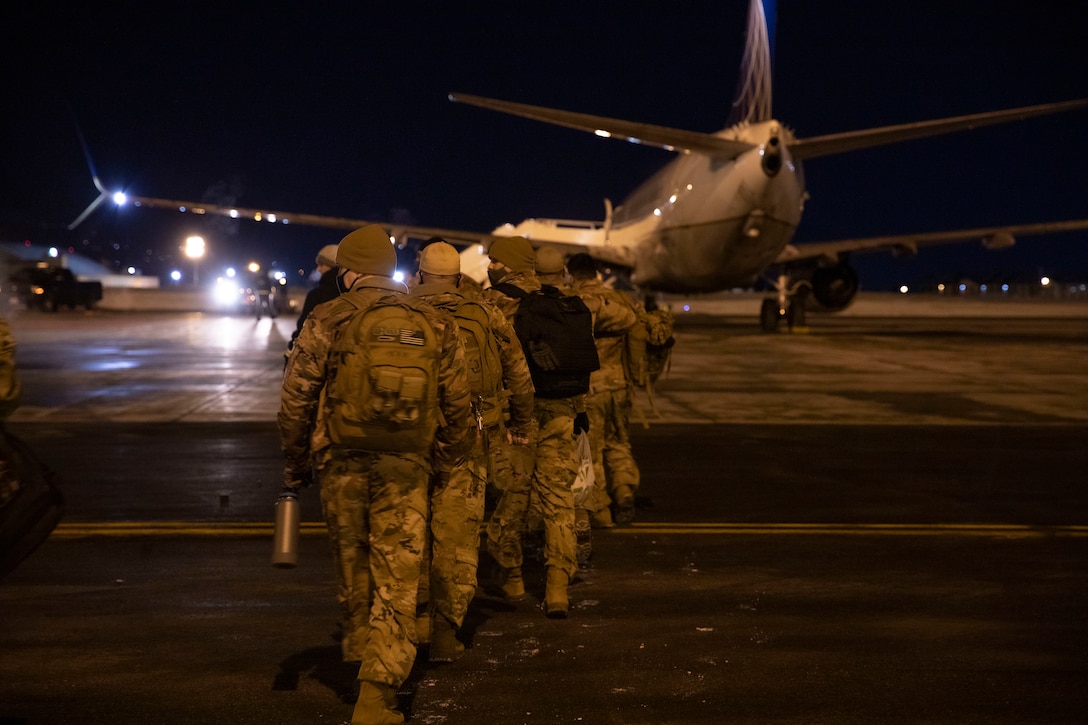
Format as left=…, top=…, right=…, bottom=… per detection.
left=571, top=431, right=595, bottom=507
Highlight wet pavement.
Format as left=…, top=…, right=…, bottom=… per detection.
left=1, top=305, right=1087, bottom=724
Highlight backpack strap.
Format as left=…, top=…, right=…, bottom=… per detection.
left=492, top=282, right=528, bottom=299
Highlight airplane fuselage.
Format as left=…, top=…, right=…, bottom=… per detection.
left=492, top=120, right=806, bottom=293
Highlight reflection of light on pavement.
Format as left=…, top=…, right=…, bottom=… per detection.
left=210, top=317, right=255, bottom=350
left=84, top=360, right=139, bottom=372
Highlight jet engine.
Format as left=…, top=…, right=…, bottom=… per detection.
left=810, top=263, right=859, bottom=311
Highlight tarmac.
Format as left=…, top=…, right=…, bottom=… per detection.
left=1, top=298, right=1086, bottom=724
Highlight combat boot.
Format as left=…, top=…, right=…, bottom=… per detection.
left=429, top=614, right=465, bottom=663
left=497, top=566, right=526, bottom=602
left=613, top=485, right=636, bottom=525
left=544, top=567, right=569, bottom=619
left=352, top=680, right=404, bottom=725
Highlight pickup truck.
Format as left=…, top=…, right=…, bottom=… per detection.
left=8, top=265, right=104, bottom=311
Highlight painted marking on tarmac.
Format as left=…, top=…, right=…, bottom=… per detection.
left=48, top=521, right=1088, bottom=539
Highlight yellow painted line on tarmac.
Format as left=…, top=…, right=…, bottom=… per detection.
left=51, top=522, right=328, bottom=538
left=49, top=521, right=1088, bottom=539
left=611, top=522, right=1088, bottom=538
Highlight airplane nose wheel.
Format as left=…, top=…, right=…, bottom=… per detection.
left=760, top=296, right=807, bottom=333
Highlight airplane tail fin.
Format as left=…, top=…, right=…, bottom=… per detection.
left=727, top=0, right=774, bottom=125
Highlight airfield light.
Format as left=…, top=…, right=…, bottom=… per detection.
left=127, top=267, right=136, bottom=275
left=248, top=262, right=261, bottom=273
left=594, top=129, right=612, bottom=138
left=48, top=247, right=59, bottom=258
left=899, top=285, right=909, bottom=294
left=1040, top=276, right=1051, bottom=286
left=1002, top=284, right=1010, bottom=293
left=170, top=270, right=182, bottom=282
left=958, top=284, right=967, bottom=293
left=980, top=284, right=988, bottom=293
left=937, top=283, right=946, bottom=293
left=225, top=267, right=236, bottom=278
left=184, top=236, right=206, bottom=286
left=112, top=191, right=128, bottom=206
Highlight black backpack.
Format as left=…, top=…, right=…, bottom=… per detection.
left=493, top=283, right=600, bottom=399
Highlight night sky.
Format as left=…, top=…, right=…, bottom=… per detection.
left=3, top=1, right=1086, bottom=291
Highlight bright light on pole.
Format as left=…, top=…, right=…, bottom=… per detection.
left=184, top=236, right=206, bottom=286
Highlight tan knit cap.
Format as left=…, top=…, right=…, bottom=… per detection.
left=487, top=236, right=534, bottom=274
left=335, top=225, right=396, bottom=277
left=534, top=246, right=566, bottom=274
left=418, top=241, right=461, bottom=276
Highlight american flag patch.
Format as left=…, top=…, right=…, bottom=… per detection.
left=374, top=327, right=424, bottom=345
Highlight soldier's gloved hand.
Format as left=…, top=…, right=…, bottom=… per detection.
left=285, top=465, right=313, bottom=489
left=573, top=412, right=590, bottom=435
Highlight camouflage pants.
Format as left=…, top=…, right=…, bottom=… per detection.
left=585, top=385, right=640, bottom=512
left=487, top=397, right=578, bottom=579
left=419, top=427, right=492, bottom=629
left=319, top=450, right=428, bottom=686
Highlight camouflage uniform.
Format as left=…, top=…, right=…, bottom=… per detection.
left=279, top=277, right=472, bottom=686
left=410, top=281, right=534, bottom=631
left=484, top=273, right=579, bottom=581
left=0, top=316, right=20, bottom=505
left=569, top=278, right=640, bottom=524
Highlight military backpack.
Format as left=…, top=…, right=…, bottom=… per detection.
left=325, top=295, right=441, bottom=452
left=493, top=283, right=600, bottom=399
left=448, top=299, right=505, bottom=427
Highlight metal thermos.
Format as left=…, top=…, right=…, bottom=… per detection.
left=271, top=489, right=300, bottom=568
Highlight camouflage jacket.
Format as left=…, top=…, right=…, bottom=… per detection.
left=411, top=281, right=535, bottom=434
left=570, top=277, right=639, bottom=392
left=279, top=277, right=472, bottom=487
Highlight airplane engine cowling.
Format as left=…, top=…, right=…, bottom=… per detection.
left=810, top=263, right=860, bottom=311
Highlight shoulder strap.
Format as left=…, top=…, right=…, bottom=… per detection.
left=492, top=282, right=527, bottom=299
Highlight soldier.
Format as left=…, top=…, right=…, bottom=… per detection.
left=567, top=253, right=640, bottom=530
left=534, top=246, right=569, bottom=289
left=484, top=237, right=596, bottom=618
left=288, top=243, right=343, bottom=353
left=279, top=225, right=472, bottom=725
left=410, top=240, right=534, bottom=662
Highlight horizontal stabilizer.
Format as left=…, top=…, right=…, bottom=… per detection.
left=450, top=92, right=755, bottom=161
left=791, top=99, right=1088, bottom=161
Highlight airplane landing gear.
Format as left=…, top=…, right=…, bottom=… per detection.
left=760, top=274, right=808, bottom=333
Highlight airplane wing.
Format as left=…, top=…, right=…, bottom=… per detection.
left=775, top=219, right=1088, bottom=265
left=790, top=99, right=1088, bottom=161
left=449, top=92, right=756, bottom=160
left=78, top=192, right=507, bottom=247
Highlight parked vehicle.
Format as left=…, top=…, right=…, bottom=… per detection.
left=8, top=265, right=103, bottom=311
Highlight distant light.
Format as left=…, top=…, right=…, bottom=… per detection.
left=683, top=304, right=691, bottom=312
left=213, top=277, right=242, bottom=306
left=127, top=267, right=136, bottom=275
left=267, top=214, right=277, bottom=223
left=668, top=194, right=678, bottom=204
left=248, top=262, right=261, bottom=273
left=1040, top=276, right=1051, bottom=286
left=48, top=247, right=59, bottom=258
left=958, top=284, right=967, bottom=292
left=388, top=235, right=396, bottom=245
left=184, top=236, right=206, bottom=260
left=112, top=192, right=128, bottom=206
left=229, top=209, right=239, bottom=219
left=225, top=267, right=236, bottom=278
left=979, top=284, right=987, bottom=292
left=1001, top=284, right=1009, bottom=292
left=937, top=283, right=946, bottom=292
left=392, top=271, right=405, bottom=284
left=899, top=285, right=909, bottom=294
left=653, top=208, right=662, bottom=217
left=254, top=212, right=263, bottom=222
left=170, top=270, right=182, bottom=282
left=179, top=206, right=187, bottom=212
left=273, top=270, right=286, bottom=280
left=594, top=129, right=611, bottom=138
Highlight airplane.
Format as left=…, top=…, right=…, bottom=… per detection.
left=72, top=0, right=1088, bottom=331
